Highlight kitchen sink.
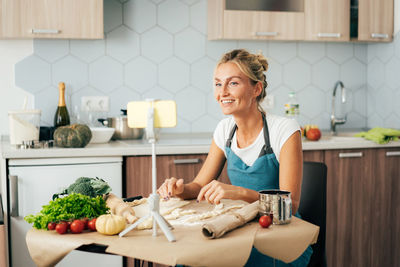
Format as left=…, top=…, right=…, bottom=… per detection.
left=318, top=135, right=360, bottom=142
left=302, top=130, right=364, bottom=144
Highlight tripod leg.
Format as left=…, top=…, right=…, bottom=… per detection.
left=152, top=212, right=176, bottom=242
left=160, top=214, right=174, bottom=230
left=119, top=214, right=150, bottom=237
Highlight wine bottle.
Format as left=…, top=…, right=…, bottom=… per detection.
left=54, top=82, right=70, bottom=127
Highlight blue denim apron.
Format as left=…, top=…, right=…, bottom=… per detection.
left=225, top=114, right=312, bottom=267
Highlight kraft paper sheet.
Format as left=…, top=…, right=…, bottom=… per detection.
left=26, top=200, right=319, bottom=267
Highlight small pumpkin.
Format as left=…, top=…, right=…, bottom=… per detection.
left=53, top=124, right=92, bottom=148
left=96, top=214, right=126, bottom=235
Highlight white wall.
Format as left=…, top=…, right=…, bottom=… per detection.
left=1, top=1, right=398, bottom=136
left=395, top=0, right=400, bottom=34
left=0, top=40, right=33, bottom=136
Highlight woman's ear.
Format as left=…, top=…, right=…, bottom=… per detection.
left=254, top=82, right=263, bottom=98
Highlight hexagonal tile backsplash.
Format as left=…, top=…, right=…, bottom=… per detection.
left=14, top=0, right=399, bottom=131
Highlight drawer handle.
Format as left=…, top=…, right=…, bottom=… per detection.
left=386, top=151, right=400, bottom=157
left=173, top=158, right=201, bottom=164
left=8, top=175, right=19, bottom=217
left=254, top=31, right=278, bottom=37
left=339, top=152, right=363, bottom=158
left=371, top=33, right=389, bottom=39
left=317, top=33, right=341, bottom=38
left=30, top=29, right=60, bottom=34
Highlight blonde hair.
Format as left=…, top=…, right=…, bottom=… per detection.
left=217, top=49, right=269, bottom=112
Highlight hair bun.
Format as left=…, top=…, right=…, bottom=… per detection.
left=256, top=54, right=269, bottom=72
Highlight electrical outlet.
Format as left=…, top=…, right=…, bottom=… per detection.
left=81, top=96, right=109, bottom=112
left=261, top=94, right=274, bottom=110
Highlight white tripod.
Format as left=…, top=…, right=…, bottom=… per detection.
left=119, top=101, right=176, bottom=242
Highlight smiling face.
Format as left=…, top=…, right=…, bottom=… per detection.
left=214, top=62, right=261, bottom=116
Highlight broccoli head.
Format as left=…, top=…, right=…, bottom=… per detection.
left=68, top=182, right=96, bottom=198
left=52, top=176, right=112, bottom=199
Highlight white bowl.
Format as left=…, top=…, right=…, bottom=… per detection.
left=89, top=127, right=115, bottom=144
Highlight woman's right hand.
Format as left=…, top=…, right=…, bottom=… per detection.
left=157, top=177, right=184, bottom=200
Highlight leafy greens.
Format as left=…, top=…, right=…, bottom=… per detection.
left=24, top=193, right=109, bottom=229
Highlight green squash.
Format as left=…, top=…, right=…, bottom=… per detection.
left=53, top=124, right=92, bottom=148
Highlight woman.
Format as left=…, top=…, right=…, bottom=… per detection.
left=158, top=49, right=312, bottom=266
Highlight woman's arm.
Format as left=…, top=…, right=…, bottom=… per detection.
left=159, top=139, right=227, bottom=200
left=195, top=142, right=259, bottom=204
left=279, top=130, right=303, bottom=214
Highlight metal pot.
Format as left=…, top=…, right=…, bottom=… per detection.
left=259, top=189, right=292, bottom=225
left=98, top=109, right=144, bottom=140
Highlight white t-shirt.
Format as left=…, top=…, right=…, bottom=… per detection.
left=213, top=114, right=300, bottom=166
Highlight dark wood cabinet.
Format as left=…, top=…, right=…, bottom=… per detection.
left=324, top=147, right=400, bottom=267
left=126, top=154, right=207, bottom=198
left=303, top=150, right=324, bottom=162
left=370, top=148, right=400, bottom=267
left=325, top=149, right=374, bottom=267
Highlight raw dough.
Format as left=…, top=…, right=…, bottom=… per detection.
left=128, top=198, right=147, bottom=207
left=182, top=203, right=245, bottom=224
left=131, top=198, right=246, bottom=229
left=135, top=198, right=191, bottom=229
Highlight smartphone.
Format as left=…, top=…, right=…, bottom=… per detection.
left=127, top=100, right=177, bottom=128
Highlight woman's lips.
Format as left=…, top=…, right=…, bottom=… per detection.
left=221, top=99, right=234, bottom=104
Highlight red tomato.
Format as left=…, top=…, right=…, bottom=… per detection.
left=81, top=218, right=89, bottom=230
left=88, top=218, right=97, bottom=231
left=47, top=222, right=56, bottom=230
left=259, top=215, right=272, bottom=228
left=55, top=222, right=68, bottom=234
left=306, top=128, right=321, bottom=141
left=70, top=219, right=85, bottom=234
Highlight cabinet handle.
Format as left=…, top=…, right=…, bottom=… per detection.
left=173, top=158, right=201, bottom=164
left=30, top=29, right=60, bottom=34
left=371, top=33, right=389, bottom=39
left=8, top=175, right=19, bottom=217
left=317, top=33, right=341, bottom=38
left=386, top=151, right=400, bottom=157
left=254, top=31, right=278, bottom=37
left=339, top=152, right=363, bottom=158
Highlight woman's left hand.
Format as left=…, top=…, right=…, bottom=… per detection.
left=196, top=180, right=239, bottom=204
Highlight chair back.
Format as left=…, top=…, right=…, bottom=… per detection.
left=299, top=161, right=327, bottom=267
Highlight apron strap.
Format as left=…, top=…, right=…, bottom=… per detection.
left=258, top=114, right=274, bottom=157
left=225, top=114, right=274, bottom=156
left=225, top=124, right=237, bottom=148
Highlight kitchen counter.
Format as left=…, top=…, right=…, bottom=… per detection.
left=1, top=132, right=400, bottom=159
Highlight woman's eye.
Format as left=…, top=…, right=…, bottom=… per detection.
left=229, top=81, right=238, bottom=86
left=215, top=82, right=221, bottom=87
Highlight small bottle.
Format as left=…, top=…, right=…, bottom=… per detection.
left=284, top=91, right=299, bottom=118
left=54, top=82, right=70, bottom=127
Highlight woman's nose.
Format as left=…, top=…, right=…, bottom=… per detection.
left=221, top=84, right=229, bottom=96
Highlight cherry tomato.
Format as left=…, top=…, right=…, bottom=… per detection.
left=55, top=222, right=68, bottom=234
left=259, top=215, right=272, bottom=228
left=81, top=218, right=89, bottom=230
left=70, top=219, right=85, bottom=234
left=88, top=218, right=97, bottom=231
left=66, top=221, right=72, bottom=230
left=47, top=222, right=57, bottom=230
